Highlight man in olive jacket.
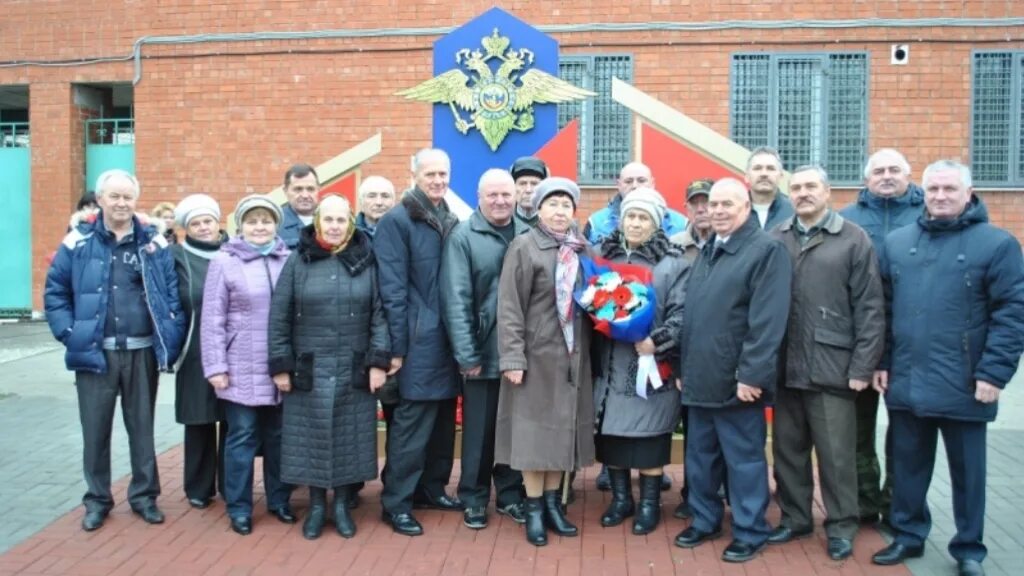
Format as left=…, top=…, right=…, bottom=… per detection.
left=674, top=178, right=792, bottom=563
left=441, top=169, right=530, bottom=531
left=768, top=166, right=885, bottom=561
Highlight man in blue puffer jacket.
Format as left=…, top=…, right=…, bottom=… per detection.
left=870, top=161, right=1024, bottom=576
left=839, top=148, right=925, bottom=528
left=44, top=169, right=185, bottom=533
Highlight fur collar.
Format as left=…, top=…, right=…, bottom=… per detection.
left=401, top=187, right=458, bottom=238
left=600, top=228, right=681, bottom=264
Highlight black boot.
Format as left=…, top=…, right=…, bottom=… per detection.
left=600, top=467, right=635, bottom=527
left=542, top=490, right=578, bottom=536
left=524, top=497, right=547, bottom=546
left=632, top=474, right=662, bottom=535
left=303, top=487, right=327, bottom=540
left=333, top=485, right=356, bottom=538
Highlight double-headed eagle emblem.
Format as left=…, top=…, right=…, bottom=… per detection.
left=397, top=28, right=595, bottom=151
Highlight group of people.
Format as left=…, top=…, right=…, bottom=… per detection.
left=44, top=144, right=1022, bottom=576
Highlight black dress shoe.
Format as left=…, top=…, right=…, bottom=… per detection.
left=413, top=493, right=464, bottom=511
left=872, top=542, right=925, bottom=565
left=81, top=509, right=107, bottom=532
left=188, top=497, right=211, bottom=509
left=673, top=526, right=721, bottom=548
left=382, top=511, right=423, bottom=536
left=722, top=540, right=767, bottom=563
left=132, top=503, right=165, bottom=525
left=828, top=537, right=854, bottom=560
left=230, top=515, right=252, bottom=535
left=767, top=525, right=814, bottom=544
left=270, top=507, right=296, bottom=524
left=496, top=501, right=526, bottom=524
left=463, top=506, right=488, bottom=530
left=958, top=559, right=985, bottom=576
left=672, top=501, right=692, bottom=520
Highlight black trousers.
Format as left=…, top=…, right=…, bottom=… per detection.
left=75, top=348, right=160, bottom=512
left=183, top=422, right=226, bottom=500
left=458, top=379, right=524, bottom=508
left=686, top=404, right=771, bottom=546
left=855, top=387, right=894, bottom=518
left=380, top=397, right=456, bottom=514
left=889, top=410, right=987, bottom=562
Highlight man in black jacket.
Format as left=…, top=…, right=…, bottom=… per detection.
left=441, top=169, right=531, bottom=530
left=673, top=178, right=792, bottom=563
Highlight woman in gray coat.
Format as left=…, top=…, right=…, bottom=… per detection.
left=268, top=194, right=390, bottom=540
left=592, top=188, right=688, bottom=536
left=496, top=177, right=595, bottom=547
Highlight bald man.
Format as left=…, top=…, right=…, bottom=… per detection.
left=583, top=162, right=688, bottom=244
left=674, top=178, right=792, bottom=563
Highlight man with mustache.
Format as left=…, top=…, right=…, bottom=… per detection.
left=745, top=146, right=794, bottom=230
left=838, top=148, right=925, bottom=529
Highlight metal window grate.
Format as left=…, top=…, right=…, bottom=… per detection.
left=85, top=118, right=135, bottom=145
left=971, top=53, right=1014, bottom=184
left=0, top=122, right=29, bottom=148
left=559, top=55, right=633, bottom=184
left=730, top=52, right=867, bottom=185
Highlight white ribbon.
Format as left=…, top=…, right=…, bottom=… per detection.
left=635, top=354, right=663, bottom=399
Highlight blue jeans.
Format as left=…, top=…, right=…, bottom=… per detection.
left=222, top=401, right=290, bottom=518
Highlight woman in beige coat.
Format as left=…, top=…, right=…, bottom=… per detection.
left=495, top=177, right=595, bottom=547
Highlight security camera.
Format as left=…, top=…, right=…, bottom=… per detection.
left=891, top=44, right=909, bottom=66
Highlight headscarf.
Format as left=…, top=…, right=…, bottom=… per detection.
left=538, top=219, right=587, bottom=353
left=314, top=194, right=355, bottom=255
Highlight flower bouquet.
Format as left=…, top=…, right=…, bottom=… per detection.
left=575, top=257, right=667, bottom=398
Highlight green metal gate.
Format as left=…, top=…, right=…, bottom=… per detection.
left=85, top=118, right=135, bottom=190
left=0, top=122, right=32, bottom=316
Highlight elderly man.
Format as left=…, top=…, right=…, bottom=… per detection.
left=375, top=148, right=462, bottom=536
left=674, top=178, right=791, bottom=563
left=510, top=156, right=547, bottom=228
left=277, top=163, right=320, bottom=248
left=871, top=161, right=1024, bottom=576
left=355, top=176, right=397, bottom=236
left=768, top=166, right=885, bottom=560
left=839, top=148, right=925, bottom=526
left=745, top=146, right=794, bottom=230
left=44, top=169, right=185, bottom=531
left=584, top=161, right=689, bottom=244
left=670, top=178, right=714, bottom=262
left=441, top=169, right=530, bottom=530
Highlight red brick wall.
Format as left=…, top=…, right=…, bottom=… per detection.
left=1, top=1, right=1023, bottom=308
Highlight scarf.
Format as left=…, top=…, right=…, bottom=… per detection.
left=182, top=232, right=226, bottom=260
left=538, top=222, right=587, bottom=352
left=244, top=239, right=276, bottom=256
left=314, top=217, right=355, bottom=254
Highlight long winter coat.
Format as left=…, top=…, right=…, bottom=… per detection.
left=373, top=189, right=460, bottom=401
left=441, top=209, right=531, bottom=379
left=44, top=213, right=185, bottom=373
left=268, top=227, right=391, bottom=488
left=880, top=197, right=1024, bottom=422
left=495, top=227, right=595, bottom=472
left=201, top=236, right=290, bottom=407
left=680, top=216, right=792, bottom=407
left=171, top=233, right=227, bottom=424
left=593, top=231, right=687, bottom=438
left=772, top=213, right=885, bottom=396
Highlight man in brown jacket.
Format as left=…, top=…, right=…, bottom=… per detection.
left=768, top=166, right=885, bottom=560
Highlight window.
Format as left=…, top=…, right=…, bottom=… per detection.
left=558, top=55, right=633, bottom=184
left=730, top=52, right=868, bottom=185
left=972, top=51, right=1024, bottom=186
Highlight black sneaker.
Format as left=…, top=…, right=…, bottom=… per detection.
left=496, top=501, right=526, bottom=524
left=463, top=506, right=488, bottom=529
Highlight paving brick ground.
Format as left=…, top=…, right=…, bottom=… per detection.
left=1, top=321, right=1022, bottom=575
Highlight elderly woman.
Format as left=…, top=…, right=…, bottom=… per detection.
left=151, top=201, right=178, bottom=244
left=171, top=194, right=228, bottom=509
left=592, top=187, right=688, bottom=535
left=201, top=195, right=293, bottom=536
left=496, top=177, right=595, bottom=547
left=268, top=193, right=390, bottom=540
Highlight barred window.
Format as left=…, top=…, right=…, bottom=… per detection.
left=730, top=52, right=868, bottom=185
left=559, top=55, right=633, bottom=184
left=971, top=51, right=1024, bottom=186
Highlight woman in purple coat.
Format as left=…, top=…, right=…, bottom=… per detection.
left=201, top=195, right=293, bottom=536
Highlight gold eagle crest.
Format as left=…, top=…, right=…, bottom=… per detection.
left=397, top=28, right=595, bottom=151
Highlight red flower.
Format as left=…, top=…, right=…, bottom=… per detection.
left=593, top=290, right=611, bottom=309
left=594, top=320, right=611, bottom=337
left=612, top=286, right=633, bottom=307
left=614, top=309, right=628, bottom=319
left=657, top=362, right=672, bottom=380
left=588, top=276, right=600, bottom=286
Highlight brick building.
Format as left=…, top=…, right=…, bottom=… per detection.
left=1, top=1, right=1022, bottom=314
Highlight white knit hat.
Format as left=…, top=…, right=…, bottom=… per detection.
left=620, top=186, right=666, bottom=225
left=174, top=194, right=221, bottom=227
left=234, top=194, right=283, bottom=229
